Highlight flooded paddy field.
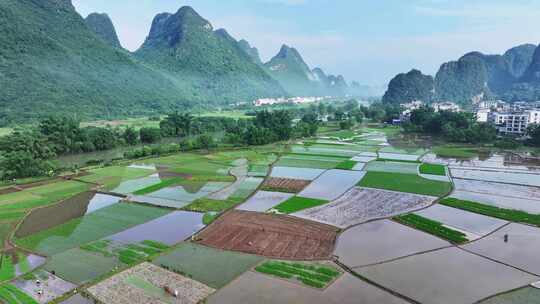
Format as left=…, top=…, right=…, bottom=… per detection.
left=358, top=247, right=538, bottom=304
left=153, top=242, right=263, bottom=289
left=291, top=146, right=362, bottom=157
left=270, top=166, right=325, bottom=181
left=299, top=170, right=366, bottom=201
left=423, top=153, right=540, bottom=171
left=15, top=203, right=169, bottom=256
left=364, top=161, right=419, bottom=174
left=335, top=220, right=449, bottom=267
left=206, top=270, right=408, bottom=304
left=111, top=174, right=162, bottom=194
left=294, top=187, right=434, bottom=228
left=236, top=191, right=294, bottom=212
left=464, top=223, right=540, bottom=276
left=87, top=262, right=214, bottom=304
left=14, top=270, right=77, bottom=304
left=414, top=205, right=508, bottom=239
left=275, top=154, right=346, bottom=169
left=228, top=177, right=263, bottom=201
left=454, top=179, right=540, bottom=199
left=130, top=181, right=230, bottom=209
left=451, top=169, right=540, bottom=187
left=196, top=210, right=339, bottom=260
left=378, top=152, right=419, bottom=161
left=107, top=211, right=204, bottom=245
left=15, top=192, right=122, bottom=238
left=59, top=294, right=94, bottom=304
left=450, top=190, right=540, bottom=214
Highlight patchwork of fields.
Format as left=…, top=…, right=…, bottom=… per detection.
left=1, top=128, right=540, bottom=304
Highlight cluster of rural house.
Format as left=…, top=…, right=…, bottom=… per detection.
left=399, top=100, right=540, bottom=137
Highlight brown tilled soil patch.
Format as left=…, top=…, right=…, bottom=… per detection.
left=196, top=210, right=339, bottom=260
left=0, top=187, right=20, bottom=195
left=261, top=177, right=311, bottom=193
left=15, top=178, right=61, bottom=190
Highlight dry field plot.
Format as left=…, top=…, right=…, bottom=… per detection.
left=261, top=177, right=311, bottom=193
left=196, top=210, right=339, bottom=260
left=294, top=187, right=435, bottom=228
left=88, top=262, right=214, bottom=304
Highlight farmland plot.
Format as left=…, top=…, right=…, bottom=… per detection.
left=261, top=177, right=311, bottom=193
left=14, top=270, right=77, bottom=304
left=236, top=191, right=294, bottom=212
left=450, top=169, right=540, bottom=187
left=291, top=146, right=361, bottom=157
left=270, top=167, right=325, bottom=181
left=206, top=271, right=408, bottom=304
left=111, top=174, right=162, bottom=195
left=480, top=287, right=540, bottom=304
left=130, top=182, right=230, bottom=209
left=228, top=177, right=264, bottom=200
left=44, top=248, right=123, bottom=285
left=364, top=161, right=419, bottom=174
left=153, top=242, right=263, bottom=289
left=359, top=247, right=538, bottom=304
left=299, top=170, right=366, bottom=201
left=294, top=187, right=435, bottom=228
left=464, top=223, right=540, bottom=276
left=335, top=220, right=450, bottom=267
left=414, top=205, right=508, bottom=240
left=88, top=262, right=214, bottom=304
left=378, top=152, right=419, bottom=161
left=15, top=192, right=122, bottom=238
left=196, top=210, right=339, bottom=260
left=107, top=211, right=204, bottom=245
left=15, top=203, right=169, bottom=256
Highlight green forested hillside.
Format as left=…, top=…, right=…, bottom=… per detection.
left=0, top=0, right=187, bottom=125
left=134, top=7, right=286, bottom=104
left=84, top=12, right=122, bottom=48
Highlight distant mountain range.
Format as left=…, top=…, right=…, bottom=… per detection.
left=0, top=1, right=372, bottom=125
left=383, top=44, right=540, bottom=105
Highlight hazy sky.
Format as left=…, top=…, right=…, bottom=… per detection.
left=72, top=0, right=540, bottom=86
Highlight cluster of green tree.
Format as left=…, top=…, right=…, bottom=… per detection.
left=403, top=107, right=496, bottom=143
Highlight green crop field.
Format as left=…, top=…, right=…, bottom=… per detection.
left=184, top=198, right=241, bottom=213
left=0, top=284, right=37, bottom=304
left=0, top=255, right=15, bottom=282
left=394, top=214, right=468, bottom=244
left=79, top=166, right=155, bottom=190
left=419, top=163, right=446, bottom=176
left=275, top=158, right=342, bottom=169
left=273, top=196, right=329, bottom=214
left=358, top=172, right=452, bottom=197
left=15, top=203, right=169, bottom=256
left=255, top=260, right=341, bottom=289
left=440, top=198, right=540, bottom=227
left=335, top=160, right=358, bottom=170
left=133, top=177, right=184, bottom=195
left=153, top=242, right=263, bottom=289
left=44, top=248, right=123, bottom=284
left=432, top=146, right=479, bottom=158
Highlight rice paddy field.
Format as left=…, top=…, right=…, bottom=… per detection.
left=3, top=126, right=540, bottom=304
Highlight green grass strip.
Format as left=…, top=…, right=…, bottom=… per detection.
left=255, top=260, right=340, bottom=289
left=0, top=284, right=38, bottom=304
left=141, top=240, right=170, bottom=251
left=335, top=160, right=357, bottom=170
left=184, top=198, right=239, bottom=213
left=203, top=212, right=219, bottom=225
left=440, top=198, right=540, bottom=226
left=358, top=171, right=451, bottom=197
left=376, top=158, right=421, bottom=164
left=395, top=214, right=468, bottom=244
left=419, top=163, right=446, bottom=176
left=273, top=196, right=329, bottom=214
left=133, top=177, right=183, bottom=195
left=0, top=255, right=15, bottom=282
